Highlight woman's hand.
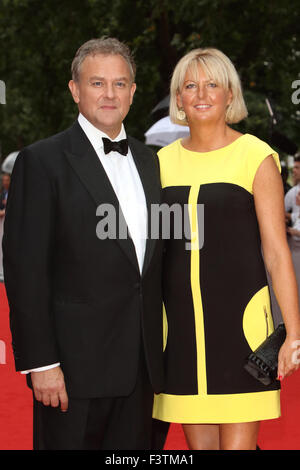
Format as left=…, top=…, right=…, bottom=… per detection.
left=277, top=335, right=300, bottom=380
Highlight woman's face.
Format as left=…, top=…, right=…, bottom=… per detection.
left=176, top=64, right=232, bottom=126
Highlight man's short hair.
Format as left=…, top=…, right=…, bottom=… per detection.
left=71, top=37, right=136, bottom=82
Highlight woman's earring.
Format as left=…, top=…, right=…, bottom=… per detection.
left=176, top=108, right=186, bottom=121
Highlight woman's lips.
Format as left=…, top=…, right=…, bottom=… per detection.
left=194, top=104, right=212, bottom=109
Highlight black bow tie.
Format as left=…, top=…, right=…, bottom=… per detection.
left=102, top=137, right=128, bottom=156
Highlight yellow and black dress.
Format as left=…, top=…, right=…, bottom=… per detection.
left=153, top=134, right=281, bottom=424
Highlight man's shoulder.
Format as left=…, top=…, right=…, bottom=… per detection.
left=16, top=123, right=79, bottom=171
left=24, top=125, right=73, bottom=156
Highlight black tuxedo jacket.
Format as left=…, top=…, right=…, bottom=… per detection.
left=3, top=121, right=164, bottom=398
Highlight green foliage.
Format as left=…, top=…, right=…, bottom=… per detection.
left=0, top=0, right=299, bottom=159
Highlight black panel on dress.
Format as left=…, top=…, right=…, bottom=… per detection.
left=199, top=183, right=280, bottom=394
left=162, top=186, right=198, bottom=395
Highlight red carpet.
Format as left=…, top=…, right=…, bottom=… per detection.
left=0, top=282, right=32, bottom=450
left=1, top=280, right=300, bottom=450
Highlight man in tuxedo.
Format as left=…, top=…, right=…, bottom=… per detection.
left=3, top=37, right=164, bottom=450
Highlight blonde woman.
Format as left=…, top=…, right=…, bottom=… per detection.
left=153, top=48, right=300, bottom=450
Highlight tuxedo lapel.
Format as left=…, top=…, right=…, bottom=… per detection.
left=128, top=136, right=161, bottom=277
left=64, top=122, right=139, bottom=272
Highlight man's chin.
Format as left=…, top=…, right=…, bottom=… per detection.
left=93, top=120, right=123, bottom=138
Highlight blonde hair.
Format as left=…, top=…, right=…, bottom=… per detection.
left=169, top=47, right=248, bottom=125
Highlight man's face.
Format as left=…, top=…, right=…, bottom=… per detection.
left=292, top=162, right=300, bottom=185
left=1, top=174, right=10, bottom=190
left=68, top=53, right=136, bottom=138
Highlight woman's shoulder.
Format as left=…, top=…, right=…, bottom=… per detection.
left=241, top=133, right=281, bottom=176
left=240, top=133, right=274, bottom=152
left=237, top=133, right=262, bottom=145
left=157, top=139, right=181, bottom=159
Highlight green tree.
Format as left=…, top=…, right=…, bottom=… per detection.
left=0, top=0, right=299, bottom=160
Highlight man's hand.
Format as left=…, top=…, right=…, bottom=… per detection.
left=31, top=366, right=68, bottom=412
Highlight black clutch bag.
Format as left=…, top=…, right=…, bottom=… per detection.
left=244, top=323, right=286, bottom=385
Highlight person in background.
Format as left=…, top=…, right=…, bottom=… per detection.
left=285, top=156, right=300, bottom=226
left=152, top=47, right=300, bottom=450
left=0, top=172, right=10, bottom=217
left=3, top=37, right=164, bottom=450
left=284, top=159, right=300, bottom=328
left=281, top=165, right=291, bottom=195
left=0, top=172, right=11, bottom=281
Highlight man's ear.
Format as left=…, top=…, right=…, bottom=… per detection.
left=68, top=80, right=80, bottom=104
left=130, top=82, right=137, bottom=105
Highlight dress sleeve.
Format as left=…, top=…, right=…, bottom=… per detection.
left=247, top=139, right=281, bottom=193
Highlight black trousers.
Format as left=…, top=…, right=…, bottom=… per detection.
left=33, top=346, right=154, bottom=450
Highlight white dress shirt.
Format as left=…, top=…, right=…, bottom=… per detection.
left=22, top=113, right=148, bottom=374
left=285, top=183, right=300, bottom=224
left=285, top=183, right=300, bottom=242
